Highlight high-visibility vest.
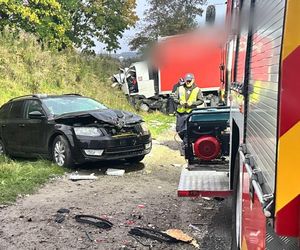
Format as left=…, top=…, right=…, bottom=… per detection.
left=177, top=86, right=200, bottom=113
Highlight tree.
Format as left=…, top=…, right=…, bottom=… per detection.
left=60, top=0, right=138, bottom=52
left=0, top=0, right=71, bottom=49
left=129, top=0, right=206, bottom=52
left=0, top=0, right=138, bottom=51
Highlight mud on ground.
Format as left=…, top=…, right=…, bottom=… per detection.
left=0, top=129, right=231, bottom=250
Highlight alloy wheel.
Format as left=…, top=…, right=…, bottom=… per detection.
left=54, top=140, right=66, bottom=167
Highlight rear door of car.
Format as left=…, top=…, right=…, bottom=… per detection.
left=3, top=100, right=26, bottom=154
left=22, top=99, right=48, bottom=154
left=0, top=103, right=11, bottom=143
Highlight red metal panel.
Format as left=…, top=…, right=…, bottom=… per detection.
left=153, top=33, right=224, bottom=92
left=242, top=165, right=267, bottom=250
left=275, top=195, right=300, bottom=237
left=178, top=190, right=232, bottom=198
left=278, top=46, right=300, bottom=136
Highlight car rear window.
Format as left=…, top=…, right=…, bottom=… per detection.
left=8, top=101, right=25, bottom=119
left=42, top=97, right=107, bottom=116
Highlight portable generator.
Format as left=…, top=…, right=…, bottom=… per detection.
left=185, top=107, right=230, bottom=165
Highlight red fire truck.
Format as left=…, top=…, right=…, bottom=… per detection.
left=178, top=0, right=300, bottom=249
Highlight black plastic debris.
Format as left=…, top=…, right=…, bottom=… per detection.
left=55, top=214, right=65, bottom=223
left=75, top=215, right=113, bottom=229
left=128, top=227, right=180, bottom=244
left=57, top=208, right=70, bottom=214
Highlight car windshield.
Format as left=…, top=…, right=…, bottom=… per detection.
left=42, top=97, right=107, bottom=116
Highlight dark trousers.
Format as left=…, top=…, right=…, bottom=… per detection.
left=176, top=113, right=189, bottom=144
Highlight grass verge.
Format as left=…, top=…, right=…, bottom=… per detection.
left=0, top=157, right=65, bottom=204
left=142, top=112, right=175, bottom=139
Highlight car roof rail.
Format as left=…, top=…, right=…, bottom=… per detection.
left=8, top=94, right=48, bottom=102
left=63, top=93, right=82, bottom=96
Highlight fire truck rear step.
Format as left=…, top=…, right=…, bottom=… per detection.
left=178, top=168, right=231, bottom=197
left=266, top=224, right=299, bottom=250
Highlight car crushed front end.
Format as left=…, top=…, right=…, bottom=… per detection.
left=53, top=109, right=152, bottom=164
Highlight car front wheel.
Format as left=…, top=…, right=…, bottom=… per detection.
left=52, top=135, right=73, bottom=168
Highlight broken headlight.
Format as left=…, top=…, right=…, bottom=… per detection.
left=140, top=122, right=150, bottom=135
left=74, top=127, right=103, bottom=137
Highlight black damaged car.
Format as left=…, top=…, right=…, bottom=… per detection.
left=0, top=94, right=152, bottom=167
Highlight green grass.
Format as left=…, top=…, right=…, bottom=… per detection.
left=143, top=112, right=175, bottom=139
left=0, top=157, right=65, bottom=204
left=0, top=30, right=174, bottom=204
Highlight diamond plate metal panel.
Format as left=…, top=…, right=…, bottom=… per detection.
left=178, top=169, right=230, bottom=192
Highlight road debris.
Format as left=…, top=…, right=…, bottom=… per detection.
left=165, top=229, right=200, bottom=249
left=57, top=208, right=70, bottom=214
left=137, top=204, right=145, bottom=209
left=189, top=224, right=202, bottom=232
left=171, top=164, right=182, bottom=167
left=74, top=215, right=113, bottom=229
left=106, top=168, right=125, bottom=176
left=128, top=227, right=180, bottom=243
left=54, top=214, right=65, bottom=223
left=85, top=231, right=93, bottom=242
left=69, top=172, right=98, bottom=181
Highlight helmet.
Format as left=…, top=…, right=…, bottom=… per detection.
left=184, top=73, right=195, bottom=87
left=185, top=73, right=195, bottom=81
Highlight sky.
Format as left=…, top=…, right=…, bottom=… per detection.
left=95, top=0, right=227, bottom=53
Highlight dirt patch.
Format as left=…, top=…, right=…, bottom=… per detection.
left=0, top=130, right=231, bottom=250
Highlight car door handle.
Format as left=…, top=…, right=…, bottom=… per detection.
left=18, top=124, right=25, bottom=127
left=1, top=124, right=6, bottom=127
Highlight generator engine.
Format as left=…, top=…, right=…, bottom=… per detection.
left=185, top=107, right=230, bottom=164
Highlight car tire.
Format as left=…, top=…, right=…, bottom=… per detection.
left=125, top=155, right=145, bottom=163
left=0, top=139, right=6, bottom=156
left=231, top=153, right=241, bottom=250
left=52, top=135, right=73, bottom=168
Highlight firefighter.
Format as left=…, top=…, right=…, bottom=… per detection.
left=174, top=73, right=204, bottom=153
left=167, top=78, right=185, bottom=114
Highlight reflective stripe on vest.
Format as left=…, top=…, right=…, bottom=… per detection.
left=177, top=86, right=200, bottom=113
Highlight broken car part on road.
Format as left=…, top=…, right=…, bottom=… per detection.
left=69, top=172, right=98, bottom=181
left=129, top=227, right=181, bottom=244
left=74, top=215, right=113, bottom=229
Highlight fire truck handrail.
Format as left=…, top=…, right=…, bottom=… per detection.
left=245, top=162, right=273, bottom=217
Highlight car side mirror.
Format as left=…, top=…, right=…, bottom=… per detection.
left=28, top=111, right=45, bottom=119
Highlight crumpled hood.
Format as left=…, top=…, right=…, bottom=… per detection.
left=54, top=109, right=142, bottom=127
left=89, top=109, right=142, bottom=126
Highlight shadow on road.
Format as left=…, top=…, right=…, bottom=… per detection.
left=73, top=160, right=146, bottom=175
left=200, top=198, right=232, bottom=250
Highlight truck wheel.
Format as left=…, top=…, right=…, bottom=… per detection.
left=139, top=103, right=150, bottom=112
left=52, top=135, right=73, bottom=168
left=125, top=155, right=145, bottom=163
left=159, top=102, right=167, bottom=114
left=231, top=153, right=241, bottom=250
